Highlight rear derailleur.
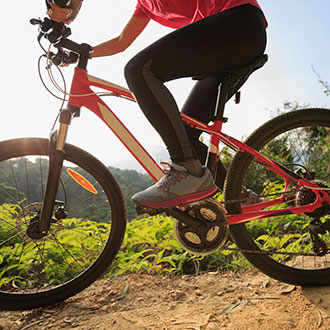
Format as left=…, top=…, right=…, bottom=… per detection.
left=308, top=218, right=330, bottom=256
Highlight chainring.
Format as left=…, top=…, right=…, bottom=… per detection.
left=173, top=198, right=228, bottom=255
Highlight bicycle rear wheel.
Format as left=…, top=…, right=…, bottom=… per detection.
left=224, top=108, right=330, bottom=286
left=0, top=138, right=126, bottom=310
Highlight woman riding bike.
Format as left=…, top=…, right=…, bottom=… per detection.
left=47, top=0, right=267, bottom=209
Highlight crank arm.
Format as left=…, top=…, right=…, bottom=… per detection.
left=168, top=207, right=209, bottom=232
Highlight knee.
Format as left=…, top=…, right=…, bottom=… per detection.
left=125, top=53, right=158, bottom=89
left=124, top=57, right=145, bottom=86
left=124, top=58, right=136, bottom=83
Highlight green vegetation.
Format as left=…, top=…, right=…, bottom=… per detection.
left=109, top=214, right=250, bottom=276
left=0, top=203, right=112, bottom=289
left=0, top=203, right=248, bottom=290
left=3, top=194, right=328, bottom=289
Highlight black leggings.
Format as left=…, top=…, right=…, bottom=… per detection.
left=124, top=4, right=267, bottom=188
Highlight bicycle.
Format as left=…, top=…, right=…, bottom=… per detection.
left=1, top=15, right=330, bottom=311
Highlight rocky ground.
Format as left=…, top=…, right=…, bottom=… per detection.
left=1, top=270, right=330, bottom=330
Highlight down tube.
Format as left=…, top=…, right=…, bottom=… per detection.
left=95, top=102, right=163, bottom=182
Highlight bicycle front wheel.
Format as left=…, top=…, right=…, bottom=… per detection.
left=0, top=138, right=126, bottom=310
left=224, top=108, right=330, bottom=286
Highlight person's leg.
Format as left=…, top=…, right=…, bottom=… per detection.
left=181, top=78, right=228, bottom=190
left=180, top=6, right=266, bottom=190
left=126, top=5, right=266, bottom=208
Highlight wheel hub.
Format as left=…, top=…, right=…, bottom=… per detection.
left=26, top=219, right=45, bottom=239
left=17, top=202, right=66, bottom=240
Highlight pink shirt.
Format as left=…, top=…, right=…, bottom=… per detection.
left=133, top=0, right=266, bottom=29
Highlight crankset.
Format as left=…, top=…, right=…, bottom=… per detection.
left=173, top=199, right=228, bottom=255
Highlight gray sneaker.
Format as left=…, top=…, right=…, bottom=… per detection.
left=132, top=162, right=217, bottom=209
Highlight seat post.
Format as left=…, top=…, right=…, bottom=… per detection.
left=206, top=82, right=229, bottom=178
left=213, top=82, right=229, bottom=121
left=203, top=54, right=268, bottom=179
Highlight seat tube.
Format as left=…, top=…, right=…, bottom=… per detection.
left=206, top=120, right=223, bottom=178
left=206, top=82, right=227, bottom=178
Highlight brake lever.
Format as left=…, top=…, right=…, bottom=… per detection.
left=30, top=18, right=42, bottom=26
left=30, top=17, right=71, bottom=44
left=31, top=16, right=91, bottom=69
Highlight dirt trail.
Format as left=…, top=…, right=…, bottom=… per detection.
left=1, top=270, right=330, bottom=330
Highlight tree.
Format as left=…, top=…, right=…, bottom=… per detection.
left=0, top=183, right=24, bottom=203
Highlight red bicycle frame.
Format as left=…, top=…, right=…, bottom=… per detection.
left=67, top=67, right=164, bottom=182
left=65, top=67, right=330, bottom=226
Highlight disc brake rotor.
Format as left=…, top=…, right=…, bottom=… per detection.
left=17, top=202, right=64, bottom=240
left=16, top=202, right=43, bottom=239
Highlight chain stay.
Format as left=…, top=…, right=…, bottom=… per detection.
left=218, top=189, right=328, bottom=257
left=221, top=188, right=298, bottom=205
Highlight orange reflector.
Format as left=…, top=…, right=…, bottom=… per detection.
left=67, top=168, right=98, bottom=194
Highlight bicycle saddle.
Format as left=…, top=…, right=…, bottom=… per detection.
left=193, top=54, right=268, bottom=85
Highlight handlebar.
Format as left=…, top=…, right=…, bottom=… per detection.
left=30, top=17, right=92, bottom=69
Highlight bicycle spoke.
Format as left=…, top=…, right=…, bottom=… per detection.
left=0, top=230, right=26, bottom=248
left=38, top=158, right=45, bottom=198
left=49, top=231, right=84, bottom=268
left=24, top=158, right=31, bottom=204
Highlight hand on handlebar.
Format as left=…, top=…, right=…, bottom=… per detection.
left=31, top=17, right=93, bottom=69
left=47, top=2, right=73, bottom=24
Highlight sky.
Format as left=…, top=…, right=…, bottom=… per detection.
left=1, top=1, right=330, bottom=172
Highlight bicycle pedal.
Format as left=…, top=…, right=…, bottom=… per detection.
left=134, top=202, right=165, bottom=216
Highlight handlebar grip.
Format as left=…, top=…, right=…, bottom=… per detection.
left=52, top=0, right=71, bottom=8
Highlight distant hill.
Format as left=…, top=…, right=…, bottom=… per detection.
left=0, top=159, right=154, bottom=221
left=108, top=166, right=154, bottom=219
left=110, top=145, right=169, bottom=173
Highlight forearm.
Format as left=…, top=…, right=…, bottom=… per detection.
left=91, top=16, right=150, bottom=58
left=69, top=0, right=83, bottom=21
left=91, top=37, right=127, bottom=58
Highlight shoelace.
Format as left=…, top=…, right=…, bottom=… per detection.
left=157, top=162, right=187, bottom=191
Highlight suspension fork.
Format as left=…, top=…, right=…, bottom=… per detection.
left=38, top=106, right=79, bottom=235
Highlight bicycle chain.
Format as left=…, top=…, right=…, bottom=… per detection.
left=220, top=245, right=320, bottom=257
